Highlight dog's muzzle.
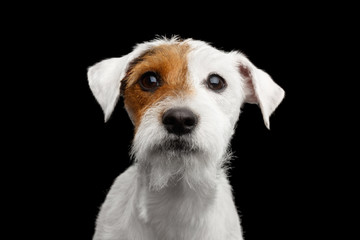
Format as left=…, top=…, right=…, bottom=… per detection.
left=146, top=107, right=200, bottom=154
left=162, top=108, right=198, bottom=136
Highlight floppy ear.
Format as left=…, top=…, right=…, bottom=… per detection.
left=87, top=56, right=130, bottom=122
left=238, top=55, right=285, bottom=129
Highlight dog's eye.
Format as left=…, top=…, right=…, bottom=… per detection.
left=207, top=74, right=227, bottom=92
left=139, top=72, right=161, bottom=92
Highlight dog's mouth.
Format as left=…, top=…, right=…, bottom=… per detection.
left=151, top=136, right=200, bottom=154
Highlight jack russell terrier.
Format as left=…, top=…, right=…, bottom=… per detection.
left=88, top=37, right=285, bottom=240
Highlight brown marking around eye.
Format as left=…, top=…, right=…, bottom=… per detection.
left=121, top=43, right=191, bottom=129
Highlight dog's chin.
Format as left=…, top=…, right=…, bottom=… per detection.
left=134, top=135, right=217, bottom=192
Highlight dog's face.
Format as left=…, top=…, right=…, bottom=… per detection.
left=88, top=37, right=284, bottom=190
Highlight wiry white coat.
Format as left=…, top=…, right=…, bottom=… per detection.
left=94, top=165, right=241, bottom=240
left=88, top=37, right=284, bottom=240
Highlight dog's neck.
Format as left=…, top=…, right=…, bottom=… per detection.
left=135, top=150, right=223, bottom=195
left=131, top=145, right=235, bottom=238
left=135, top=161, right=223, bottom=225
left=138, top=166, right=219, bottom=200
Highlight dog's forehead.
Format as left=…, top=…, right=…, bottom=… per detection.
left=125, top=38, right=233, bottom=86
left=187, top=39, right=226, bottom=57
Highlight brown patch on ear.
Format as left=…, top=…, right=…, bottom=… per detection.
left=121, top=43, right=191, bottom=129
left=239, top=64, right=257, bottom=103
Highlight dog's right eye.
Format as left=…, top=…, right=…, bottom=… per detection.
left=139, top=72, right=162, bottom=92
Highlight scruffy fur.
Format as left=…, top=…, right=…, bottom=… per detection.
left=88, top=37, right=285, bottom=240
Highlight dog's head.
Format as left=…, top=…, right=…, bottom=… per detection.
left=88, top=37, right=284, bottom=190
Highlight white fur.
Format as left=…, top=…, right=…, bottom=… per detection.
left=88, top=37, right=285, bottom=240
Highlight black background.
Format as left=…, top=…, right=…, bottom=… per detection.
left=9, top=3, right=355, bottom=240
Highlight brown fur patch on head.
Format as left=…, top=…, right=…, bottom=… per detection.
left=121, top=43, right=191, bottom=129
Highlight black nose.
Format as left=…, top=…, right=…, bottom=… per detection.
left=162, top=108, right=198, bottom=136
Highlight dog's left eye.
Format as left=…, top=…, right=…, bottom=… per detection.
left=207, top=74, right=227, bottom=92
left=139, top=72, right=161, bottom=92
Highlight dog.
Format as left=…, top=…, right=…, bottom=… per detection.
left=87, top=37, right=284, bottom=240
